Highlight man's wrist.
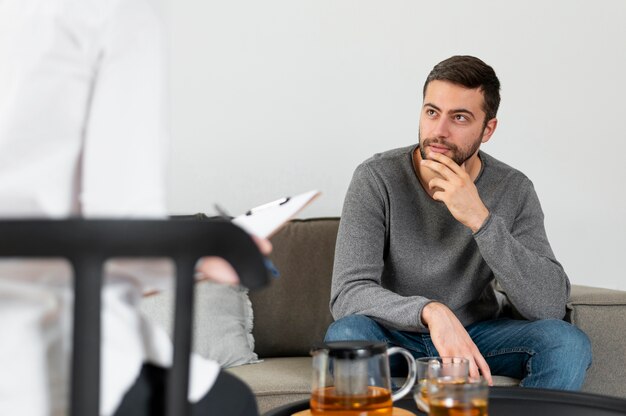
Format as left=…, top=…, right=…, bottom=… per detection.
left=421, top=301, right=441, bottom=328
left=468, top=208, right=490, bottom=233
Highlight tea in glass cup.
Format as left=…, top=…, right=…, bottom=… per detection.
left=413, top=357, right=469, bottom=413
left=427, top=379, right=488, bottom=416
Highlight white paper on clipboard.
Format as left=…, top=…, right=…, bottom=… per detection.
left=232, top=190, right=320, bottom=238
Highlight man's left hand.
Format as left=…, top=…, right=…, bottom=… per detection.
left=420, top=153, right=489, bottom=233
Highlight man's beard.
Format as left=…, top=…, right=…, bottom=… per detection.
left=418, top=131, right=483, bottom=166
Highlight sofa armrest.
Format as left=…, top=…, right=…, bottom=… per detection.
left=566, top=284, right=626, bottom=398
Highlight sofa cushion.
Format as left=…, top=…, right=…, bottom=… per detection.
left=227, top=357, right=312, bottom=414
left=141, top=281, right=259, bottom=367
left=250, top=218, right=339, bottom=357
left=567, top=285, right=626, bottom=398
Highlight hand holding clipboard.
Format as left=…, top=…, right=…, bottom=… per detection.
left=232, top=190, right=320, bottom=238
left=200, top=191, right=319, bottom=283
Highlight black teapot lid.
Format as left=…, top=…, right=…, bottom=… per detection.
left=312, top=341, right=388, bottom=359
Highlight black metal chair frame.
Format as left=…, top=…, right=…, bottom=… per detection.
left=0, top=219, right=268, bottom=416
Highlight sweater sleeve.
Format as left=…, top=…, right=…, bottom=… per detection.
left=329, top=163, right=431, bottom=332
left=473, top=179, right=570, bottom=320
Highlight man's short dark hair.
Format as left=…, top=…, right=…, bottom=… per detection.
left=423, top=56, right=501, bottom=123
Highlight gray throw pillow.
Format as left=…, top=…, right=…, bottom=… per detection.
left=140, top=281, right=259, bottom=368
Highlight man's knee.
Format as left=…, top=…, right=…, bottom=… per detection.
left=324, top=315, right=386, bottom=342
left=556, top=321, right=592, bottom=366
left=534, top=319, right=592, bottom=365
left=520, top=319, right=592, bottom=390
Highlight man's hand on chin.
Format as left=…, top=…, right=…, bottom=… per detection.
left=420, top=152, right=489, bottom=232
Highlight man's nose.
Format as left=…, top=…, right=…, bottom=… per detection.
left=431, top=117, right=450, bottom=138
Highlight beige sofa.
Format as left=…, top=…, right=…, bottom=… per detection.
left=225, top=218, right=626, bottom=414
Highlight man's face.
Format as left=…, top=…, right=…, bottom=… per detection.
left=419, top=80, right=496, bottom=166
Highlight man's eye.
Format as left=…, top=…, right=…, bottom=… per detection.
left=426, top=109, right=436, bottom=117
left=454, top=114, right=467, bottom=122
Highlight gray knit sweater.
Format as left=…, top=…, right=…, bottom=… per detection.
left=330, top=144, right=570, bottom=332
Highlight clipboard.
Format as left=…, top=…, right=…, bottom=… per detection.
left=232, top=190, right=320, bottom=238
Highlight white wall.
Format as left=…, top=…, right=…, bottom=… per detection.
left=160, top=0, right=626, bottom=291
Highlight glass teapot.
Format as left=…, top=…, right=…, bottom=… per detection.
left=310, top=341, right=416, bottom=415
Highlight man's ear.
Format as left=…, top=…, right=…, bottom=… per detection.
left=481, top=118, right=498, bottom=144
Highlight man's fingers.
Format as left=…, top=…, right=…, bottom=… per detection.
left=428, top=178, right=449, bottom=193
left=428, top=152, right=466, bottom=176
left=421, top=159, right=454, bottom=180
left=465, top=353, right=492, bottom=385
left=475, top=354, right=493, bottom=385
left=421, top=154, right=469, bottom=184
left=468, top=359, right=481, bottom=381
left=422, top=302, right=491, bottom=384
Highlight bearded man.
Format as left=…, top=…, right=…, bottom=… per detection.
left=325, top=55, right=591, bottom=390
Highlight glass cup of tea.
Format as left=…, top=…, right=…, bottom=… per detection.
left=427, top=378, right=489, bottom=416
left=413, top=357, right=469, bottom=413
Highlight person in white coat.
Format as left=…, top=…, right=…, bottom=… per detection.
left=0, top=0, right=266, bottom=414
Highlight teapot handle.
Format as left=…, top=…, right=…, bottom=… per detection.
left=387, top=347, right=417, bottom=402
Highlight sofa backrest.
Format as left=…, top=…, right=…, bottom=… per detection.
left=250, top=218, right=339, bottom=358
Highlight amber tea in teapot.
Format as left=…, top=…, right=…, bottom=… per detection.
left=310, top=341, right=416, bottom=415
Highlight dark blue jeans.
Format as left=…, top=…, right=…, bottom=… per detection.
left=325, top=315, right=592, bottom=390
